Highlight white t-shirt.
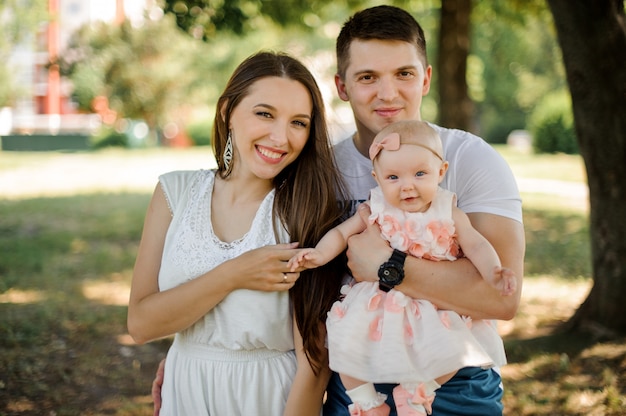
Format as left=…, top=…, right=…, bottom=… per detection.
left=333, top=123, right=523, bottom=223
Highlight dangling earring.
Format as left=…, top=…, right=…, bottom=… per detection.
left=223, top=131, right=233, bottom=173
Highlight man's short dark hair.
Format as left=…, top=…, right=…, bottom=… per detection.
left=336, top=5, right=428, bottom=79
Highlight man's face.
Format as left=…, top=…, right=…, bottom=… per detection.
left=335, top=39, right=432, bottom=143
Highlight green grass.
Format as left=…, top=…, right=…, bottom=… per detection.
left=523, top=208, right=590, bottom=278
left=0, top=147, right=622, bottom=415
left=0, top=192, right=161, bottom=414
left=494, top=145, right=587, bottom=183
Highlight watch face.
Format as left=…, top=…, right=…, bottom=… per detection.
left=379, top=262, right=404, bottom=286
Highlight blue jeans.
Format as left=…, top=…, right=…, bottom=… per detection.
left=323, top=367, right=504, bottom=415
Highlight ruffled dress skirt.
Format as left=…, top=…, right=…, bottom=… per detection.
left=326, top=281, right=507, bottom=384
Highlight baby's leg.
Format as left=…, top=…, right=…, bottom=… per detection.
left=341, top=374, right=390, bottom=416
left=434, top=370, right=456, bottom=386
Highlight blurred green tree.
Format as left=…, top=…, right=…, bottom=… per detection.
left=469, top=0, right=567, bottom=143
left=59, top=1, right=572, bottom=151
left=59, top=6, right=345, bottom=144
left=160, top=0, right=560, bottom=145
left=162, top=0, right=354, bottom=39
left=60, top=15, right=209, bottom=143
left=0, top=0, right=48, bottom=107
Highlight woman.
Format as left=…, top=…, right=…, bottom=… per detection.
left=128, top=51, right=348, bottom=415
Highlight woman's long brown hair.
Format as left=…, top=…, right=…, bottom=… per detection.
left=213, top=51, right=349, bottom=375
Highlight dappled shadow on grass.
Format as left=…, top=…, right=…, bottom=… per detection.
left=500, top=275, right=626, bottom=415
left=0, top=192, right=170, bottom=415
left=0, top=298, right=172, bottom=415
left=505, top=329, right=598, bottom=364
left=502, top=331, right=626, bottom=415
left=501, top=312, right=626, bottom=415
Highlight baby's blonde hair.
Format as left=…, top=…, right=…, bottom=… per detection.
left=371, top=120, right=443, bottom=161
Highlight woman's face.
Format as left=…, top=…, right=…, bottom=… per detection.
left=228, top=76, right=312, bottom=181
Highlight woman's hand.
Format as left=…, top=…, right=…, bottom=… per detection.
left=229, top=242, right=302, bottom=291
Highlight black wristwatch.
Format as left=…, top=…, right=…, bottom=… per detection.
left=378, top=249, right=407, bottom=292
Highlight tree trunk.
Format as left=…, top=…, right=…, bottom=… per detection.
left=547, top=0, right=626, bottom=334
left=437, top=0, right=473, bottom=131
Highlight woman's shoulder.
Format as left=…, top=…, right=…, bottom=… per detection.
left=158, top=169, right=215, bottom=208
left=159, top=169, right=213, bottom=187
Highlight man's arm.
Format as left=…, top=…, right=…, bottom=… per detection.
left=346, top=205, right=524, bottom=320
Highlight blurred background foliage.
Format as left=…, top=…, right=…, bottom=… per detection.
left=3, top=0, right=574, bottom=152
left=0, top=0, right=49, bottom=107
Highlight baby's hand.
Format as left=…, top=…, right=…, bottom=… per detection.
left=492, top=266, right=517, bottom=296
left=288, top=249, right=312, bottom=271
left=287, top=249, right=324, bottom=271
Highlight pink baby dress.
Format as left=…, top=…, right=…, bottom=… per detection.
left=326, top=186, right=507, bottom=383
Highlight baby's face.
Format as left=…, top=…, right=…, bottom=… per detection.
left=373, top=144, right=446, bottom=213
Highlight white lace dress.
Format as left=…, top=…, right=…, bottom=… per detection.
left=157, top=170, right=295, bottom=415
left=326, top=187, right=507, bottom=384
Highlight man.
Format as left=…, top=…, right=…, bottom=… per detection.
left=152, top=5, right=524, bottom=415
left=323, top=5, right=524, bottom=416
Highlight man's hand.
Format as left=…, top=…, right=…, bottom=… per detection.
left=346, top=204, right=391, bottom=282
left=152, top=358, right=165, bottom=416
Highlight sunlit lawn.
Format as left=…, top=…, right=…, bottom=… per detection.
left=496, top=145, right=587, bottom=184
left=0, top=146, right=623, bottom=415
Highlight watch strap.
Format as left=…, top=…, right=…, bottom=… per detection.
left=389, top=249, right=407, bottom=265
left=379, top=282, right=392, bottom=292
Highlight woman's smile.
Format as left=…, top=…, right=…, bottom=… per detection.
left=256, top=144, right=286, bottom=164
